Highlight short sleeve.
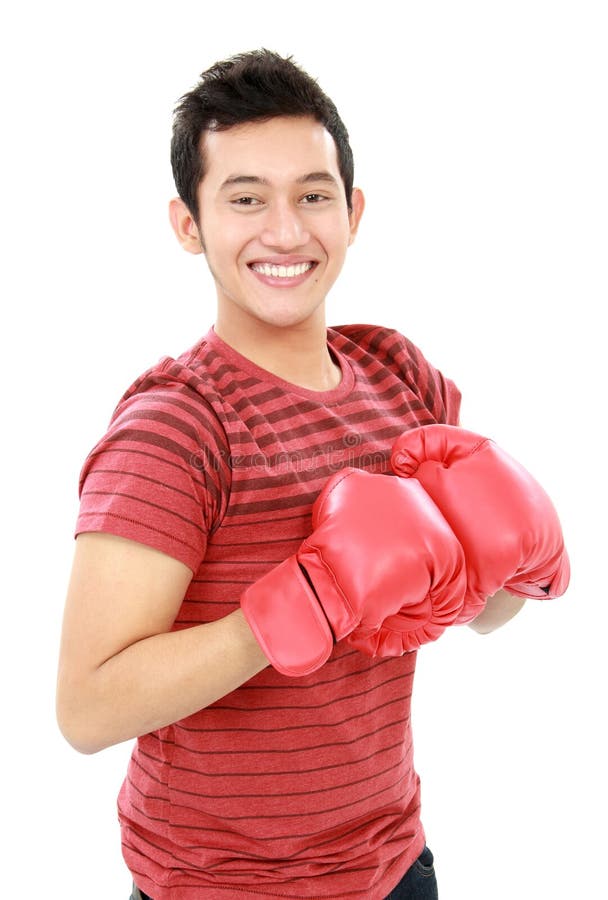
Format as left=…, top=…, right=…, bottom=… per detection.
left=400, top=335, right=462, bottom=426
left=433, top=367, right=461, bottom=426
left=75, top=374, right=230, bottom=574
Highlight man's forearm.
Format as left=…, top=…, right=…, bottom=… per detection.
left=468, top=589, right=526, bottom=634
left=57, top=609, right=269, bottom=754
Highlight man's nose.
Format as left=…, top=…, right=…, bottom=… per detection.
left=260, top=201, right=310, bottom=248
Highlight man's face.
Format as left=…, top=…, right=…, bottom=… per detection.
left=181, top=116, right=363, bottom=333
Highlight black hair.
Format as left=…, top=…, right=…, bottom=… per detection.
left=171, top=49, right=354, bottom=223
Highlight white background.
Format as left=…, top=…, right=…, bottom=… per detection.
left=2, top=1, right=606, bottom=897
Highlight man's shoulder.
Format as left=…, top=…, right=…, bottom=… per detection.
left=106, top=334, right=227, bottom=443
left=110, top=336, right=211, bottom=408
left=330, top=322, right=399, bottom=344
left=329, top=322, right=418, bottom=363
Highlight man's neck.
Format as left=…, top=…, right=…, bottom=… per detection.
left=213, top=315, right=341, bottom=392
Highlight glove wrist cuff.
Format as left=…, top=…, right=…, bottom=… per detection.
left=241, top=555, right=334, bottom=677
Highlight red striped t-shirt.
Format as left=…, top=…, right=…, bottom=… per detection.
left=75, top=323, right=461, bottom=900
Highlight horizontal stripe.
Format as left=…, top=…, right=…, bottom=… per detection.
left=140, top=715, right=411, bottom=761
left=137, top=736, right=406, bottom=782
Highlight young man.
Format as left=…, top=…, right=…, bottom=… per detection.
left=56, top=50, right=568, bottom=900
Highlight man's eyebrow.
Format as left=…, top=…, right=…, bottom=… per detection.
left=219, top=171, right=339, bottom=190
left=219, top=175, right=270, bottom=189
left=296, top=171, right=339, bottom=186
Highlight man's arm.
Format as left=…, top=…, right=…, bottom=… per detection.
left=56, top=532, right=269, bottom=755
left=468, top=589, right=526, bottom=634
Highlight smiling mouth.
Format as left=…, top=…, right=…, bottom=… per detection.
left=248, top=261, right=316, bottom=279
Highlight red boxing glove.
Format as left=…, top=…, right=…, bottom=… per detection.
left=390, top=425, right=570, bottom=623
left=240, top=467, right=467, bottom=674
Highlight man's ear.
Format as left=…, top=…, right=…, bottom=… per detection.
left=347, top=187, right=365, bottom=246
left=168, top=197, right=205, bottom=255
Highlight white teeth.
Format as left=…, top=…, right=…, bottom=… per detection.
left=251, top=262, right=314, bottom=278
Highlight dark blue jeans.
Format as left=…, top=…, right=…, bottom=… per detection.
left=385, top=845, right=439, bottom=899
left=131, top=845, right=438, bottom=899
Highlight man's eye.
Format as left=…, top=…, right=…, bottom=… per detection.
left=302, top=193, right=326, bottom=203
left=233, top=197, right=261, bottom=206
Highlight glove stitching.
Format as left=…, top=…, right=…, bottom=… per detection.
left=466, top=436, right=492, bottom=459
left=313, top=469, right=356, bottom=522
